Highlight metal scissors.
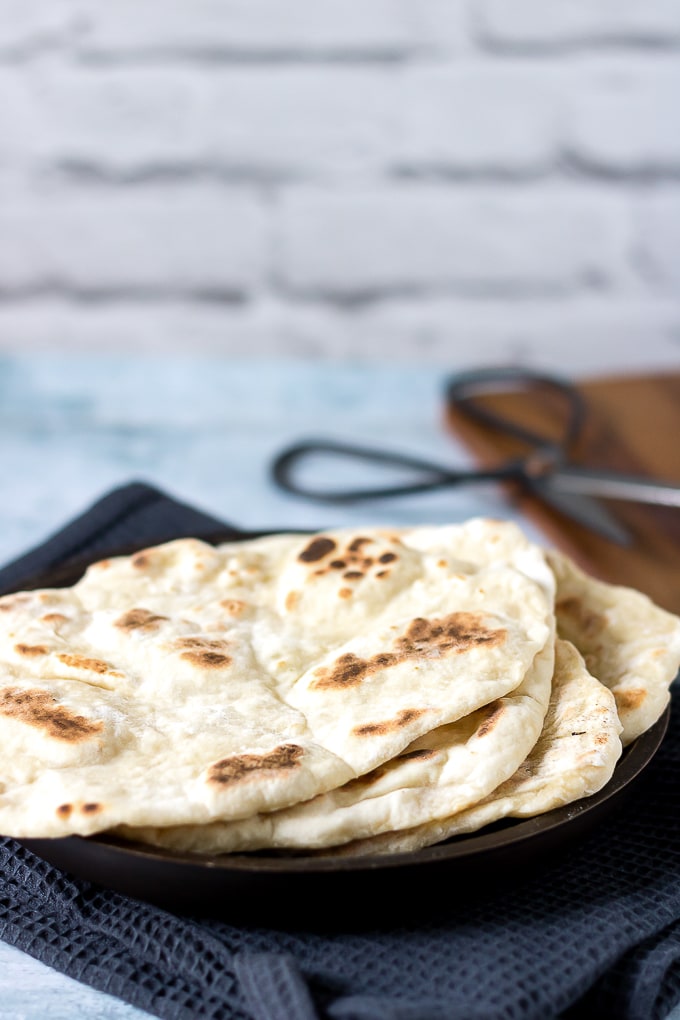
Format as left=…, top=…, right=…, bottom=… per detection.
left=270, top=366, right=680, bottom=546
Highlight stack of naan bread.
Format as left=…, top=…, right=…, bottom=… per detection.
left=0, top=519, right=678, bottom=858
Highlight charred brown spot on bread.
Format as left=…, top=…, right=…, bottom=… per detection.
left=330, top=559, right=347, bottom=570
left=115, top=608, right=168, bottom=632
left=378, top=552, right=397, bottom=565
left=376, top=570, right=390, bottom=579
left=181, top=650, right=232, bottom=668
left=298, top=537, right=337, bottom=563
left=179, top=640, right=232, bottom=665
left=615, top=688, right=647, bottom=711
left=15, top=643, right=49, bottom=657
left=131, top=551, right=152, bottom=569
left=175, top=637, right=229, bottom=650
left=312, top=651, right=397, bottom=688
left=312, top=611, right=505, bottom=689
left=56, top=803, right=72, bottom=818
left=338, top=588, right=353, bottom=599
left=353, top=707, right=427, bottom=737
left=348, top=537, right=372, bottom=553
left=397, top=612, right=506, bottom=656
left=0, top=687, right=104, bottom=742
left=175, top=637, right=231, bottom=669
left=476, top=701, right=505, bottom=737
left=94, top=559, right=111, bottom=570
left=81, top=802, right=102, bottom=814
left=207, top=743, right=303, bottom=785
left=397, top=748, right=438, bottom=762
left=58, top=653, right=119, bottom=675
left=332, top=748, right=439, bottom=790
left=284, top=591, right=299, bottom=612
left=343, top=571, right=364, bottom=581
left=220, top=599, right=246, bottom=617
left=42, top=613, right=69, bottom=625
left=555, top=597, right=607, bottom=639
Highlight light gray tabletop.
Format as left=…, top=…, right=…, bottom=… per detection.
left=0, top=352, right=678, bottom=1020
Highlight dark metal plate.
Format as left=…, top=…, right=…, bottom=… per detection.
left=9, top=532, right=673, bottom=928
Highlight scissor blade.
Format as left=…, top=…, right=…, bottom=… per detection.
left=529, top=479, right=633, bottom=546
left=546, top=466, right=680, bottom=509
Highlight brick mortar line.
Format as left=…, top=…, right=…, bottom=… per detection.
left=13, top=166, right=680, bottom=189
left=474, top=35, right=680, bottom=57
left=3, top=44, right=680, bottom=67
left=0, top=286, right=252, bottom=304
left=0, top=48, right=429, bottom=66
left=0, top=280, right=668, bottom=307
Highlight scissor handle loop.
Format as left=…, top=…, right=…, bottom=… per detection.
left=445, top=366, right=587, bottom=456
left=271, top=438, right=521, bottom=503
left=270, top=368, right=586, bottom=504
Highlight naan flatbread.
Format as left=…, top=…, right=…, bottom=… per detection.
left=119, top=543, right=680, bottom=857
left=549, top=551, right=680, bottom=744
left=317, top=640, right=623, bottom=857
left=0, top=520, right=554, bottom=838
left=118, top=633, right=555, bottom=853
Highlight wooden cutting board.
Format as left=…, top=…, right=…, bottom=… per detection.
left=445, top=372, right=680, bottom=615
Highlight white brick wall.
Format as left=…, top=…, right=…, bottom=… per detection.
left=79, top=0, right=428, bottom=59
left=0, top=0, right=678, bottom=366
left=635, top=194, right=680, bottom=290
left=0, top=188, right=267, bottom=294
left=277, top=188, right=632, bottom=295
left=478, top=0, right=680, bottom=50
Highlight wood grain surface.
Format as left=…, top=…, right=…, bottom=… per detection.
left=445, top=373, right=680, bottom=615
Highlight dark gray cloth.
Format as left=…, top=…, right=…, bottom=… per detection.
left=1, top=482, right=679, bottom=1020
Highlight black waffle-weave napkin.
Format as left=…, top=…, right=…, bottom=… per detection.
left=1, top=482, right=679, bottom=1020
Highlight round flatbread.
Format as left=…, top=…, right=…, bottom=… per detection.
left=0, top=521, right=554, bottom=838
left=318, top=639, right=623, bottom=857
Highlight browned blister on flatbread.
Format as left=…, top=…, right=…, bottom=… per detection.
left=0, top=687, right=104, bottom=743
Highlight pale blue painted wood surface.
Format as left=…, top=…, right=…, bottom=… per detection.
left=0, top=354, right=677, bottom=1020
left=0, top=353, right=538, bottom=571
